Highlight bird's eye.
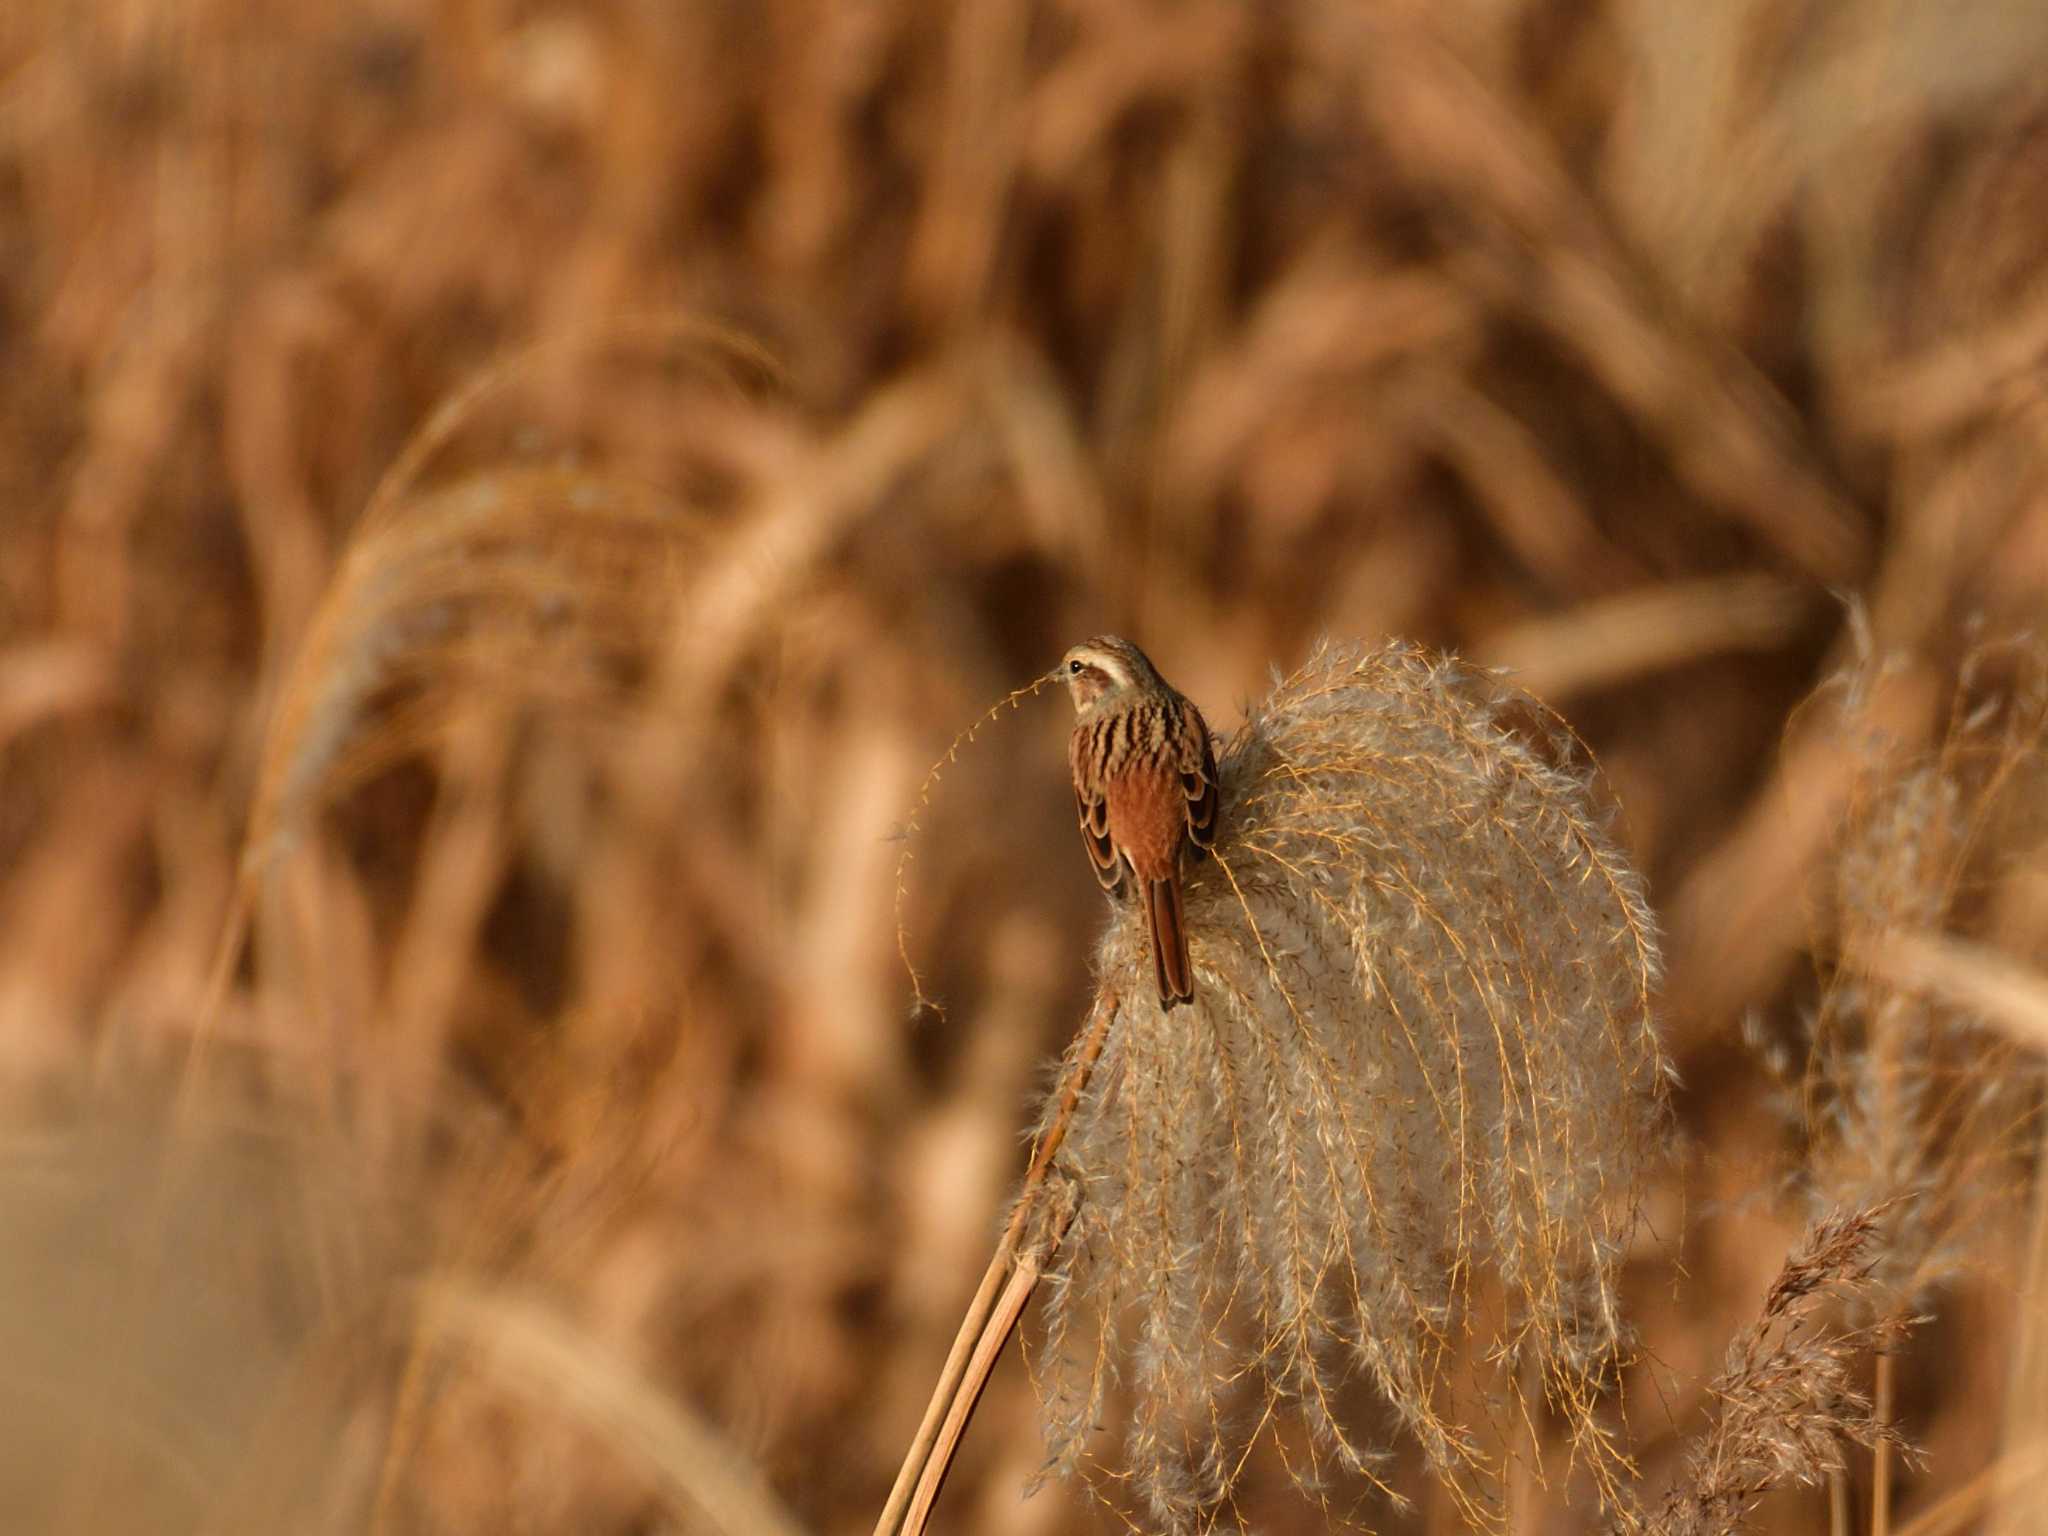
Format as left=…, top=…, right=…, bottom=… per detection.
left=1069, top=659, right=1083, bottom=674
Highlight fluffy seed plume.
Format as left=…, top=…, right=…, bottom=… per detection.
left=1032, top=638, right=1670, bottom=1531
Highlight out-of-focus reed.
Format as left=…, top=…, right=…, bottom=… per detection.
left=5, top=1, right=2048, bottom=1534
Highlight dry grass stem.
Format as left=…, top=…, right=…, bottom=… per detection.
left=892, top=673, right=1060, bottom=1022
left=248, top=469, right=697, bottom=870
left=878, top=983, right=1119, bottom=1536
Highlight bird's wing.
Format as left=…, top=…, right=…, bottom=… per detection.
left=1070, top=729, right=1124, bottom=892
left=1180, top=699, right=1220, bottom=852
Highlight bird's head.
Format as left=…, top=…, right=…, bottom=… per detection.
left=1054, top=635, right=1161, bottom=714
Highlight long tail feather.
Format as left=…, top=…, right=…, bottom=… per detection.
left=1147, top=875, right=1193, bottom=1008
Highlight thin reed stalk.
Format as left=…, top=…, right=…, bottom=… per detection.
left=875, top=984, right=1120, bottom=1536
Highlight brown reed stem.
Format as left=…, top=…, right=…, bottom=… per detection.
left=169, top=871, right=254, bottom=1116
left=1869, top=928, right=1909, bottom=1536
left=872, top=985, right=1119, bottom=1536
left=1987, top=1108, right=2048, bottom=1536
left=1873, top=1351, right=1896, bottom=1536
left=905, top=1197, right=1081, bottom=1536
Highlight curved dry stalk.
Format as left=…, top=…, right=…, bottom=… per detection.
left=891, top=672, right=1059, bottom=1021
left=1479, top=574, right=1808, bottom=701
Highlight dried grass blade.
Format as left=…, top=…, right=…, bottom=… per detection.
left=415, top=1279, right=810, bottom=1536
left=1480, top=576, right=1806, bottom=701
left=1894, top=1442, right=2048, bottom=1536
left=1859, top=931, right=2048, bottom=1055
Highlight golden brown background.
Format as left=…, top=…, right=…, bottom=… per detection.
left=2, top=1, right=2046, bottom=1533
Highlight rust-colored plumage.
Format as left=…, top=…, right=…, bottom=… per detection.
left=1057, top=636, right=1218, bottom=1007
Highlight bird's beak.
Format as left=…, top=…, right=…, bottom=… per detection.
left=1043, top=665, right=1068, bottom=687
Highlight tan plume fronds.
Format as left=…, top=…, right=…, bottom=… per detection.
left=1033, top=638, right=1671, bottom=1532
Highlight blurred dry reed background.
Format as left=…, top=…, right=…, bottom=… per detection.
left=5, top=0, right=2048, bottom=1533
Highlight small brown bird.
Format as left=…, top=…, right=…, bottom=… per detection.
left=1056, top=635, right=1219, bottom=1008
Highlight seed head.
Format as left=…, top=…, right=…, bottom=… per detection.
left=1032, top=638, right=1671, bottom=1531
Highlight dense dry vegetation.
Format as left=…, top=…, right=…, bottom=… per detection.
left=3, top=1, right=2048, bottom=1533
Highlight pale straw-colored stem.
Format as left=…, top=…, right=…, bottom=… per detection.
left=905, top=1199, right=1080, bottom=1536
left=1873, top=1352, right=1895, bottom=1536
left=1986, top=1096, right=2048, bottom=1536
left=873, top=986, right=1118, bottom=1536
